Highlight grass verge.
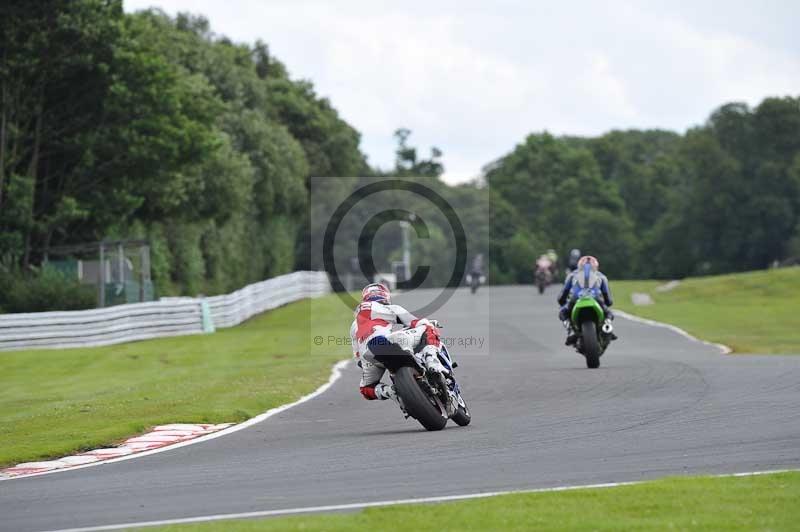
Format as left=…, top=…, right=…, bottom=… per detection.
left=613, top=267, right=800, bottom=354
left=0, top=295, right=353, bottom=467
left=142, top=471, right=800, bottom=531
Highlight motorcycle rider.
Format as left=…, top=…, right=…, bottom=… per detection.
left=470, top=253, right=484, bottom=275
left=535, top=254, right=554, bottom=283
left=470, top=254, right=485, bottom=277
left=349, top=282, right=445, bottom=401
left=557, top=256, right=617, bottom=345
left=467, top=253, right=485, bottom=285
left=567, top=248, right=581, bottom=272
left=545, top=248, right=559, bottom=277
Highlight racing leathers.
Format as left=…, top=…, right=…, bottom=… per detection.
left=469, top=254, right=485, bottom=277
left=536, top=256, right=553, bottom=272
left=557, top=267, right=615, bottom=343
left=567, top=249, right=582, bottom=272
left=349, top=301, right=443, bottom=401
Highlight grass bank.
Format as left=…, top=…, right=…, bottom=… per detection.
left=145, top=471, right=800, bottom=531
left=0, top=295, right=353, bottom=467
left=613, top=267, right=800, bottom=354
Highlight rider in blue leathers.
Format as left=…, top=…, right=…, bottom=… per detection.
left=557, top=256, right=617, bottom=345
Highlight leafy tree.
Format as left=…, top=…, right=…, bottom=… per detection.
left=486, top=133, right=636, bottom=278
left=0, top=0, right=123, bottom=267
left=0, top=3, right=371, bottom=306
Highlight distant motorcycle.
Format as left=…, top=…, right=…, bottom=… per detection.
left=566, top=289, right=614, bottom=369
left=465, top=272, right=486, bottom=294
left=535, top=267, right=552, bottom=294
left=371, top=325, right=471, bottom=431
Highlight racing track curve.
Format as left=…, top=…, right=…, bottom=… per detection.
left=2, top=285, right=800, bottom=531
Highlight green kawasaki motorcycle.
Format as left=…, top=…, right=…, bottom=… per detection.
left=570, top=289, right=615, bottom=369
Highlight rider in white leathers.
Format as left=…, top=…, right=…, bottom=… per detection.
left=349, top=283, right=444, bottom=401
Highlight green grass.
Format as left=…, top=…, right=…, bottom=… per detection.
left=142, top=471, right=800, bottom=531
left=613, top=267, right=800, bottom=354
left=0, top=295, right=353, bottom=467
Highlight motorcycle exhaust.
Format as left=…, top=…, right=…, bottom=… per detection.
left=601, top=320, right=614, bottom=334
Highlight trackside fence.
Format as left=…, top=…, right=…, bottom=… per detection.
left=0, top=271, right=330, bottom=351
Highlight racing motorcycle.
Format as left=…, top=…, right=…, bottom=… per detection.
left=566, top=289, right=614, bottom=369
left=465, top=271, right=486, bottom=294
left=534, top=267, right=552, bottom=294
left=371, top=325, right=471, bottom=431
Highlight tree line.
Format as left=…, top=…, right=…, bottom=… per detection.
left=1, top=0, right=366, bottom=309
left=486, top=97, right=800, bottom=281
left=1, top=1, right=798, bottom=311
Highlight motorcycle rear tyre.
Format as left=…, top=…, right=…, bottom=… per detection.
left=394, top=366, right=448, bottom=431
left=581, top=320, right=601, bottom=369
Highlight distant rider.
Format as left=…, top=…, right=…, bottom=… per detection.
left=545, top=248, right=559, bottom=277
left=469, top=253, right=485, bottom=279
left=557, top=256, right=617, bottom=345
left=349, top=283, right=445, bottom=401
left=535, top=254, right=554, bottom=282
left=567, top=248, right=581, bottom=272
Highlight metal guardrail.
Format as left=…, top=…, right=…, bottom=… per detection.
left=0, top=271, right=330, bottom=351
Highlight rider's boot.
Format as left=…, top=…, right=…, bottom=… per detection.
left=563, top=320, right=578, bottom=345
left=374, top=383, right=398, bottom=402
left=421, top=344, right=447, bottom=374
left=565, top=333, right=578, bottom=346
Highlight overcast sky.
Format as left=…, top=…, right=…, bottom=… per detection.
left=125, top=0, right=800, bottom=183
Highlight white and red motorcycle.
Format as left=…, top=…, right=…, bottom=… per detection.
left=370, top=324, right=471, bottom=431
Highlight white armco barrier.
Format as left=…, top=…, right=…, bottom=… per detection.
left=0, top=271, right=330, bottom=351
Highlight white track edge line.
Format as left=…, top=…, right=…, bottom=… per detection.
left=1, top=359, right=351, bottom=482
left=39, top=468, right=799, bottom=532
left=616, top=310, right=733, bottom=354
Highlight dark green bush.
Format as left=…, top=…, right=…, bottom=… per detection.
left=0, top=269, right=96, bottom=313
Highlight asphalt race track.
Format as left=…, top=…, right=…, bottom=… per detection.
left=2, top=286, right=800, bottom=531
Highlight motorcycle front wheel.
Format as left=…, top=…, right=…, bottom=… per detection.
left=581, top=320, right=601, bottom=369
left=394, top=366, right=448, bottom=431
left=450, top=399, right=471, bottom=426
